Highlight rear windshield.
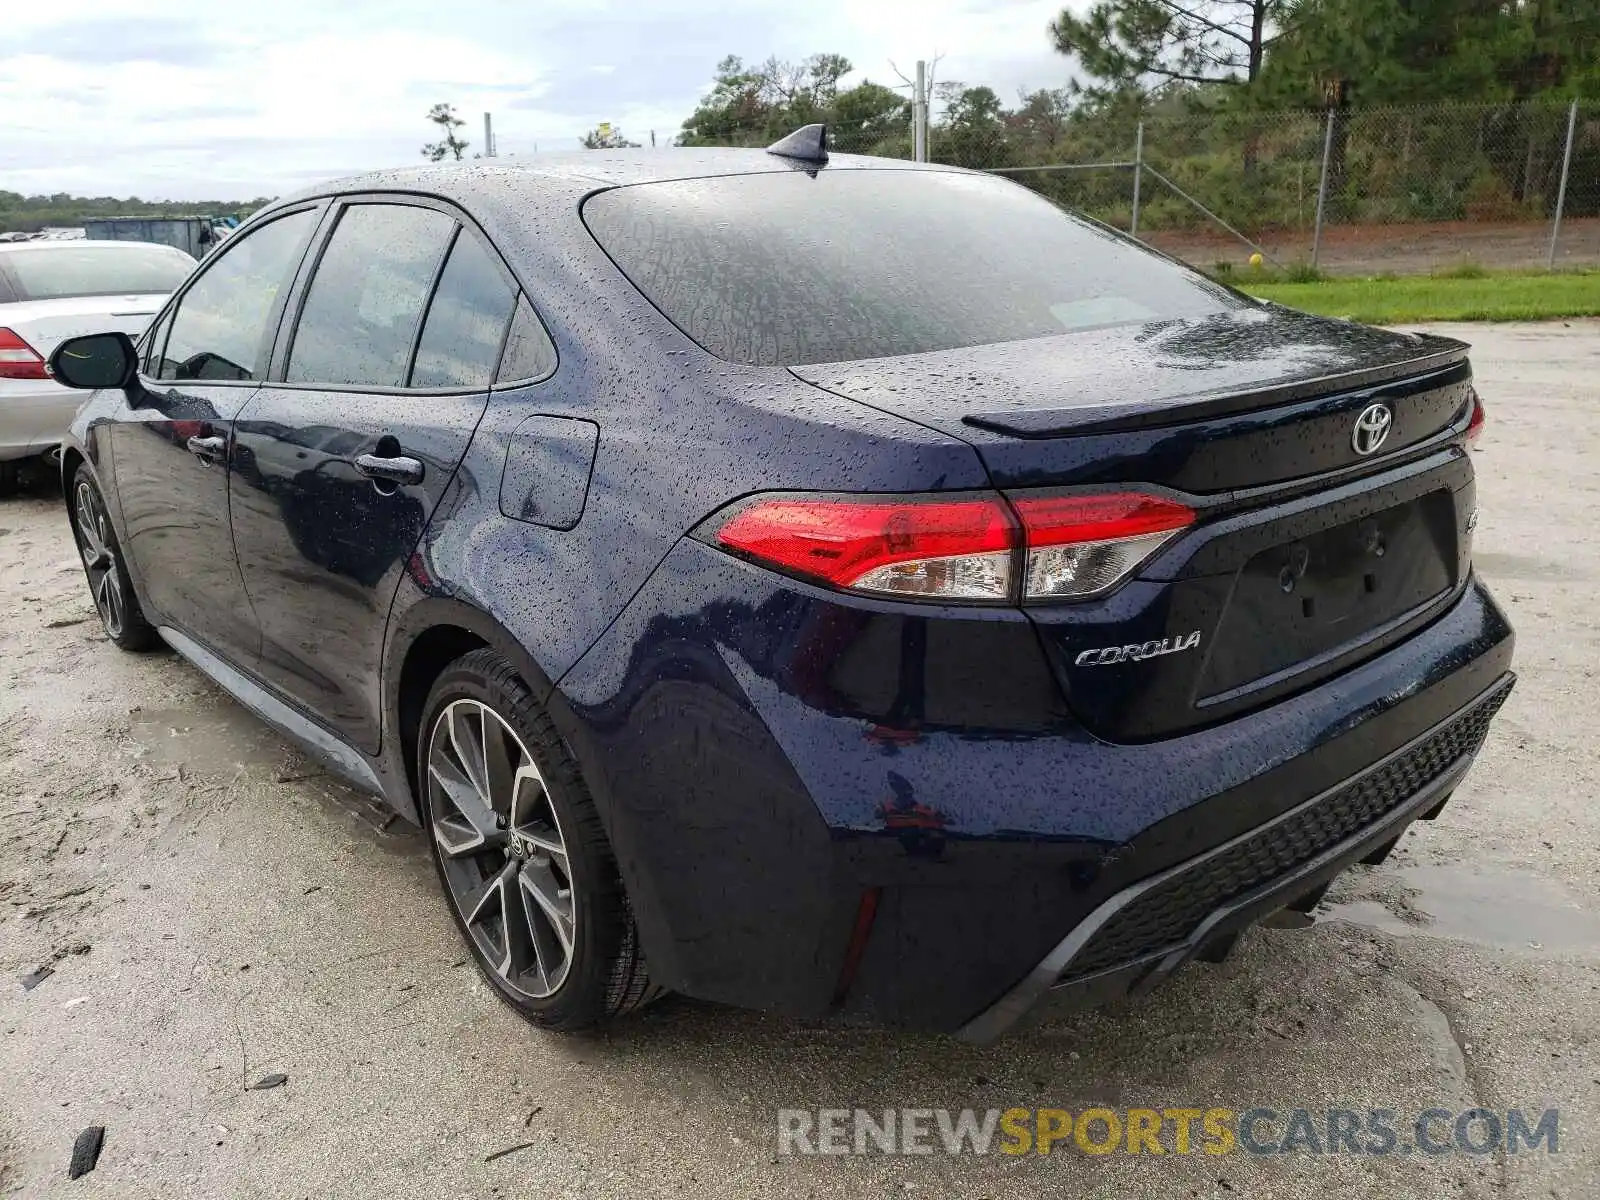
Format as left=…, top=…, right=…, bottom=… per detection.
left=3, top=243, right=195, bottom=301
left=582, top=169, right=1244, bottom=366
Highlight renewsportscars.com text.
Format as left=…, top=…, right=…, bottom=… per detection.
left=777, top=1106, right=1561, bottom=1157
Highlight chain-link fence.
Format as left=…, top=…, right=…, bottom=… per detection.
left=923, top=100, right=1596, bottom=276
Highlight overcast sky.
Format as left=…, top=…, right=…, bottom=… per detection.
left=2, top=0, right=1076, bottom=200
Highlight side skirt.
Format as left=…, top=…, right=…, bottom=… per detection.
left=157, top=624, right=400, bottom=807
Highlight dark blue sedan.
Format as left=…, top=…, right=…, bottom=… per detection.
left=46, top=134, right=1512, bottom=1039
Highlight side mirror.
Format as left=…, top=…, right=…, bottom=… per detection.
left=49, top=332, right=138, bottom=391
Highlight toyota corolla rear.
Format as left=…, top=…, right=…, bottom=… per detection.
left=553, top=162, right=1513, bottom=1038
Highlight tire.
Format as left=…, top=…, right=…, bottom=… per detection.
left=69, top=464, right=160, bottom=651
left=0, top=459, right=18, bottom=497
left=66, top=1125, right=105, bottom=1179
left=418, top=648, right=657, bottom=1030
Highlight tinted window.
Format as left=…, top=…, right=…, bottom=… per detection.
left=3, top=243, right=194, bottom=301
left=158, top=210, right=316, bottom=381
left=287, top=204, right=454, bottom=387
left=496, top=296, right=557, bottom=384
left=411, top=232, right=515, bottom=388
left=140, top=309, right=174, bottom=375
left=583, top=171, right=1245, bottom=366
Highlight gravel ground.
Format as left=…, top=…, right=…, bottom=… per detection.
left=1, top=322, right=1596, bottom=1198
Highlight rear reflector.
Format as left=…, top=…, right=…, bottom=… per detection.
left=0, top=328, right=48, bottom=380
left=1011, top=492, right=1195, bottom=600
left=830, top=887, right=882, bottom=1007
left=708, top=489, right=1194, bottom=603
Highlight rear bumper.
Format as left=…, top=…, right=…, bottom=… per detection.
left=552, top=538, right=1515, bottom=1034
left=959, top=674, right=1511, bottom=1041
left=0, top=378, right=78, bottom=459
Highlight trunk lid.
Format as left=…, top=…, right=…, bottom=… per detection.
left=0, top=295, right=166, bottom=362
left=793, top=306, right=1478, bottom=742
left=1022, top=453, right=1474, bottom=741
left=790, top=305, right=1470, bottom=491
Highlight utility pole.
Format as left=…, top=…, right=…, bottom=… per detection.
left=1549, top=100, right=1579, bottom=270
left=913, top=60, right=928, bottom=163
left=1311, top=108, right=1335, bottom=269
left=483, top=112, right=496, bottom=157
left=1130, top=122, right=1144, bottom=238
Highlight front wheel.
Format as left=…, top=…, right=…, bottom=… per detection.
left=419, top=648, right=658, bottom=1030
left=70, top=465, right=159, bottom=651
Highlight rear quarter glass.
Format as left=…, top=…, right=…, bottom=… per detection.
left=581, top=169, right=1245, bottom=366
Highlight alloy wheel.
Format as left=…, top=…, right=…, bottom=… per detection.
left=74, top=480, right=125, bottom=640
left=426, top=698, right=576, bottom=999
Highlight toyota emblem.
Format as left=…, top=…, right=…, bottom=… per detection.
left=1352, top=403, right=1394, bottom=456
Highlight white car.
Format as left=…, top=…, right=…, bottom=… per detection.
left=0, top=240, right=195, bottom=492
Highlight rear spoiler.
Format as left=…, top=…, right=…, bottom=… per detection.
left=962, top=342, right=1471, bottom=439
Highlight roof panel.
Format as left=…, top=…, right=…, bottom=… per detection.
left=271, top=148, right=951, bottom=210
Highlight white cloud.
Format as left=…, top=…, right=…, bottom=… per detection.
left=0, top=0, right=1076, bottom=199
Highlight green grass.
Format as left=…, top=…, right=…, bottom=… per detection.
left=1247, top=269, right=1600, bottom=323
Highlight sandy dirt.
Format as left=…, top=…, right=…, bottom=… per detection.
left=1, top=322, right=1598, bottom=1198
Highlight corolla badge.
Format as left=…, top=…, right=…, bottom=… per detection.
left=1352, top=402, right=1394, bottom=456
left=1075, top=631, right=1202, bottom=667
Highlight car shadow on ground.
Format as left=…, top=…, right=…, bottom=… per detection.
left=305, top=754, right=1381, bottom=1108
left=489, top=880, right=1418, bottom=1121
left=1, top=455, right=61, bottom=499
left=258, top=610, right=1424, bottom=1115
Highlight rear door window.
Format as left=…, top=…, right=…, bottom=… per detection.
left=582, top=170, right=1244, bottom=366
left=157, top=209, right=317, bottom=382
left=286, top=203, right=455, bottom=388
left=410, top=231, right=516, bottom=388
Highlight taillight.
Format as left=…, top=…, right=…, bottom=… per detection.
left=711, top=493, right=1017, bottom=601
left=705, top=489, right=1195, bottom=603
left=1466, top=390, right=1486, bottom=450
left=1011, top=492, right=1196, bottom=600
left=0, top=328, right=48, bottom=380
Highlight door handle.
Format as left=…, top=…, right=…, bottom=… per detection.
left=353, top=453, right=425, bottom=487
left=186, top=435, right=227, bottom=463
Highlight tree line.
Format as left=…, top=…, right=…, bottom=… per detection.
left=678, top=1, right=1599, bottom=148
left=672, top=2, right=1599, bottom=232
left=1052, top=0, right=1598, bottom=107
left=0, top=191, right=267, bottom=236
